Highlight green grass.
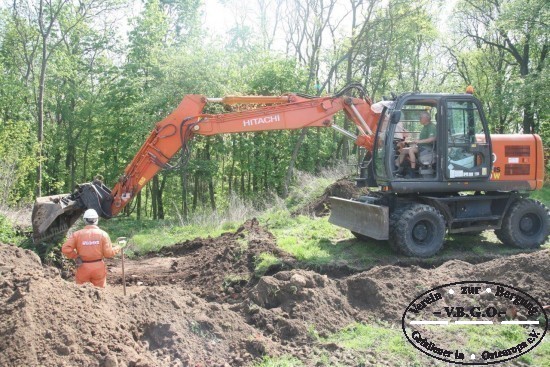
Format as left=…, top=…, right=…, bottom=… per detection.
left=530, top=185, right=550, bottom=206
left=323, top=322, right=422, bottom=366
left=100, top=216, right=237, bottom=256
left=439, top=324, right=550, bottom=365
left=324, top=322, right=549, bottom=366
left=254, top=252, right=283, bottom=276
left=260, top=210, right=393, bottom=269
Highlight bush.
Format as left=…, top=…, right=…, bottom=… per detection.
left=0, top=214, right=17, bottom=244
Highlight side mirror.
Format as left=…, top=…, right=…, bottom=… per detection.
left=390, top=111, right=401, bottom=124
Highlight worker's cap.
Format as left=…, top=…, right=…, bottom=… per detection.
left=83, top=209, right=99, bottom=220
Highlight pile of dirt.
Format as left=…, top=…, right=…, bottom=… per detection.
left=109, top=219, right=294, bottom=303
left=1, top=218, right=548, bottom=366
left=343, top=251, right=550, bottom=321
left=0, top=244, right=278, bottom=367
left=242, top=270, right=358, bottom=340
left=293, top=178, right=367, bottom=216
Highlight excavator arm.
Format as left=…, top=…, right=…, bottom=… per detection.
left=32, top=85, right=380, bottom=243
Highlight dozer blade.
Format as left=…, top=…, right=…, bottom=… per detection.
left=31, top=194, right=84, bottom=244
left=328, top=197, right=389, bottom=240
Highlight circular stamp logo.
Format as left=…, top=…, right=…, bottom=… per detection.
left=402, top=281, right=548, bottom=365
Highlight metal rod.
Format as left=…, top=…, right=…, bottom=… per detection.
left=331, top=124, right=358, bottom=140
left=350, top=103, right=373, bottom=135
left=121, top=248, right=126, bottom=296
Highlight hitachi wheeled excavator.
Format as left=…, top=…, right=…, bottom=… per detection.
left=31, top=84, right=549, bottom=257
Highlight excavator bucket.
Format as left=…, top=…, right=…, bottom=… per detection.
left=31, top=194, right=84, bottom=244
left=31, top=181, right=114, bottom=244
left=328, top=197, right=389, bottom=240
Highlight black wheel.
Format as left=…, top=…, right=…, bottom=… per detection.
left=388, top=206, right=409, bottom=252
left=389, top=204, right=446, bottom=257
left=495, top=199, right=549, bottom=249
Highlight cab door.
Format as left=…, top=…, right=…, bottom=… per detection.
left=444, top=97, right=492, bottom=180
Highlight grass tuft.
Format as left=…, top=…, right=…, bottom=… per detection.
left=254, top=252, right=283, bottom=276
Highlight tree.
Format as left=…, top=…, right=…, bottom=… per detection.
left=8, top=0, right=122, bottom=196
left=456, top=0, right=548, bottom=133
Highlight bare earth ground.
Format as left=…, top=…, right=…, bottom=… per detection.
left=1, top=216, right=549, bottom=366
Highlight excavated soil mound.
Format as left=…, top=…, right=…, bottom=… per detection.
left=344, top=251, right=550, bottom=321
left=109, top=218, right=294, bottom=303
left=0, top=243, right=277, bottom=367
left=1, top=223, right=548, bottom=366
left=293, top=178, right=368, bottom=216
left=242, top=270, right=358, bottom=340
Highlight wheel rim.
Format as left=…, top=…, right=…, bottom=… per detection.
left=412, top=220, right=433, bottom=245
left=519, top=213, right=542, bottom=237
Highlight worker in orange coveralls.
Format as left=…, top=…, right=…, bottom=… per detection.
left=62, top=209, right=120, bottom=287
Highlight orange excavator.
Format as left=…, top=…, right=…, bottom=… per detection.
left=31, top=84, right=549, bottom=257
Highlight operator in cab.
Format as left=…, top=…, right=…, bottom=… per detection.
left=62, top=209, right=120, bottom=288
left=396, top=111, right=436, bottom=177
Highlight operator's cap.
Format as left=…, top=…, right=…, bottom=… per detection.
left=83, top=209, right=99, bottom=220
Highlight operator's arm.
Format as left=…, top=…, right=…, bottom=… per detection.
left=415, top=136, right=436, bottom=144
left=101, top=231, right=120, bottom=258
left=413, top=124, right=437, bottom=145
left=61, top=232, right=79, bottom=259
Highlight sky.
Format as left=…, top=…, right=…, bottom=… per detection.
left=200, top=0, right=459, bottom=51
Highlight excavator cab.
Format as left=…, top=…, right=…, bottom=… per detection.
left=373, top=94, right=492, bottom=190
left=330, top=93, right=499, bottom=252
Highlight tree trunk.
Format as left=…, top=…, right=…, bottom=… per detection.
left=137, top=190, right=141, bottom=220
left=283, top=129, right=307, bottom=197
left=205, top=139, right=216, bottom=211
left=36, top=37, right=48, bottom=197
left=181, top=169, right=188, bottom=221
left=145, top=183, right=150, bottom=218
left=157, top=174, right=166, bottom=219
left=192, top=172, right=199, bottom=212
left=152, top=176, right=159, bottom=219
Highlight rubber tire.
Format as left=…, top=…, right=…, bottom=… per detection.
left=495, top=199, right=549, bottom=249
left=388, top=206, right=409, bottom=252
left=389, top=204, right=446, bottom=257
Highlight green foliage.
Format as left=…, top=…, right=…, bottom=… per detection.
left=0, top=214, right=18, bottom=244
left=459, top=324, right=549, bottom=365
left=0, top=120, right=38, bottom=204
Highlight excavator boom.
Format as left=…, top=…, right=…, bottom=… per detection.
left=32, top=85, right=378, bottom=243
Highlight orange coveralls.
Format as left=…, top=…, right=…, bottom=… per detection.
left=61, top=225, right=119, bottom=287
